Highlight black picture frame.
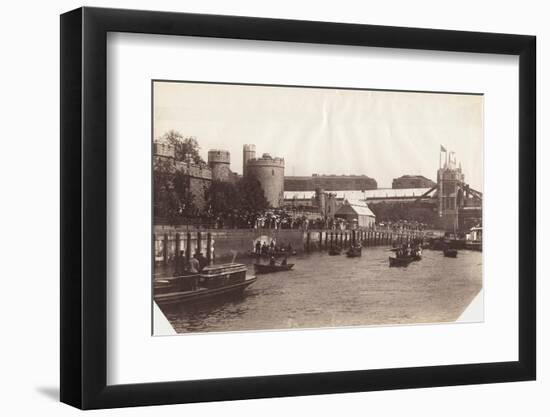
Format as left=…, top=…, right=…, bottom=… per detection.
left=60, top=6, right=536, bottom=410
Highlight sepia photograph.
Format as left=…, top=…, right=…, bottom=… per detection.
left=152, top=80, right=484, bottom=335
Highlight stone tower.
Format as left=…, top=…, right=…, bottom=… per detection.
left=207, top=149, right=231, bottom=182
left=437, top=154, right=465, bottom=232
left=245, top=152, right=285, bottom=208
left=242, top=144, right=256, bottom=176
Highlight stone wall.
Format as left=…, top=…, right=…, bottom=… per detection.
left=153, top=227, right=305, bottom=262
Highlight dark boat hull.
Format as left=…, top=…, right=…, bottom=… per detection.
left=444, top=249, right=458, bottom=258
left=155, top=277, right=257, bottom=306
left=250, top=250, right=297, bottom=258
left=389, top=256, right=414, bottom=267
left=346, top=248, right=362, bottom=257
left=328, top=249, right=342, bottom=256
left=254, top=263, right=295, bottom=274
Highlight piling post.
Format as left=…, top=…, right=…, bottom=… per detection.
left=163, top=234, right=168, bottom=265
left=175, top=232, right=181, bottom=255
left=196, top=231, right=202, bottom=256
left=306, top=232, right=311, bottom=252
left=319, top=232, right=323, bottom=250
left=175, top=233, right=181, bottom=271
left=330, top=232, right=334, bottom=248
left=325, top=230, right=329, bottom=249
left=186, top=232, right=191, bottom=262
left=206, top=232, right=212, bottom=265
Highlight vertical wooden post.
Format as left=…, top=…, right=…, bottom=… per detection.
left=325, top=230, right=329, bottom=249
left=175, top=233, right=181, bottom=272
left=330, top=232, right=334, bottom=248
left=175, top=233, right=181, bottom=257
left=206, top=232, right=212, bottom=265
left=163, top=234, right=168, bottom=265
left=186, top=232, right=191, bottom=262
left=196, top=231, right=202, bottom=256
left=319, top=232, right=323, bottom=250
left=306, top=232, right=311, bottom=252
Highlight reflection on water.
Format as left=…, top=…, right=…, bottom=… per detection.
left=159, top=247, right=482, bottom=333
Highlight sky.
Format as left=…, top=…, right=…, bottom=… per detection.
left=153, top=81, right=483, bottom=190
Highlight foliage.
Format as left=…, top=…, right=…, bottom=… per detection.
left=206, top=176, right=270, bottom=219
left=160, top=130, right=205, bottom=165
left=153, top=157, right=197, bottom=221
left=237, top=175, right=270, bottom=212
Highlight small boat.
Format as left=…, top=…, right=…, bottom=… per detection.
left=346, top=246, right=362, bottom=257
left=154, top=263, right=256, bottom=306
left=254, top=263, right=295, bottom=274
left=389, top=256, right=414, bottom=267
left=443, top=248, right=458, bottom=258
left=328, top=247, right=342, bottom=256
left=249, top=250, right=297, bottom=258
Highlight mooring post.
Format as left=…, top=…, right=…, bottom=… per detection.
left=175, top=232, right=181, bottom=269
left=163, top=234, right=168, bottom=265
left=319, top=232, right=323, bottom=250
left=306, top=232, right=311, bottom=252
left=206, top=232, right=212, bottom=265
left=196, top=231, right=202, bottom=256
left=186, top=232, right=191, bottom=263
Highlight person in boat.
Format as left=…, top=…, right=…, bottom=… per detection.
left=261, top=242, right=268, bottom=255
left=269, top=240, right=275, bottom=252
left=281, top=256, right=288, bottom=266
left=269, top=256, right=276, bottom=266
left=287, top=243, right=292, bottom=252
left=255, top=240, right=262, bottom=255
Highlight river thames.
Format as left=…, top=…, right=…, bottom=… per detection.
left=158, top=247, right=482, bottom=333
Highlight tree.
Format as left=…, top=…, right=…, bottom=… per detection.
left=153, top=157, right=178, bottom=220
left=153, top=156, right=197, bottom=222
left=160, top=130, right=205, bottom=165
left=206, top=180, right=238, bottom=218
left=238, top=175, right=270, bottom=212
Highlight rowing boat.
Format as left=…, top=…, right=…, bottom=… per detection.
left=254, top=263, right=295, bottom=274
left=389, top=256, right=414, bottom=267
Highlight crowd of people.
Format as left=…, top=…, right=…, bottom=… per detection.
left=208, top=209, right=356, bottom=231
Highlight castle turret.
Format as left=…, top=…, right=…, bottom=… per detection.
left=245, top=152, right=285, bottom=208
left=243, top=144, right=256, bottom=176
left=208, top=149, right=232, bottom=182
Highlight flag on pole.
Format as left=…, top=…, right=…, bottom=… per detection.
left=440, top=145, right=447, bottom=152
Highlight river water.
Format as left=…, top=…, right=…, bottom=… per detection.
left=159, top=247, right=482, bottom=333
